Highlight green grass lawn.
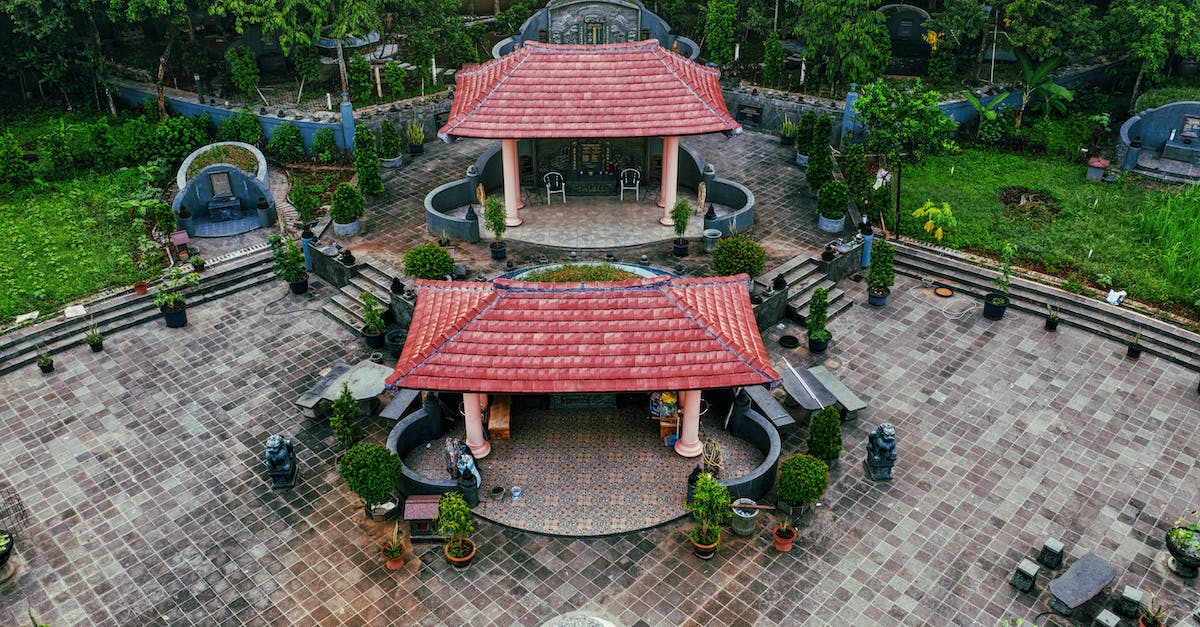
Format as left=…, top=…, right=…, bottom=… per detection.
left=0, top=169, right=160, bottom=324
left=901, top=148, right=1200, bottom=320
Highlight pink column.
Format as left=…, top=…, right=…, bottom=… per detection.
left=462, top=392, right=491, bottom=459
left=658, top=135, right=680, bottom=223
left=674, top=389, right=703, bottom=457
left=501, top=139, right=524, bottom=226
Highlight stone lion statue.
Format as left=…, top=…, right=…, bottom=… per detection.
left=864, top=423, right=896, bottom=481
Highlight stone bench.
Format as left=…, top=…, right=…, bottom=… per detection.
left=807, top=365, right=867, bottom=421
left=294, top=363, right=352, bottom=417
left=1048, top=552, right=1115, bottom=616
left=743, top=385, right=795, bottom=428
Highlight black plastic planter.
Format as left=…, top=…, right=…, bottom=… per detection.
left=490, top=242, right=506, bottom=261
left=673, top=240, right=689, bottom=257
left=1044, top=317, right=1059, bottom=332
left=807, top=333, right=829, bottom=353
left=289, top=277, right=310, bottom=295
left=362, top=327, right=385, bottom=349
left=161, top=304, right=188, bottom=328
left=982, top=293, right=1009, bottom=320
left=89, top=341, right=104, bottom=352
left=1126, top=343, right=1143, bottom=359
left=385, top=329, right=407, bottom=358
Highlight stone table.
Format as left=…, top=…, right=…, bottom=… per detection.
left=321, top=360, right=395, bottom=414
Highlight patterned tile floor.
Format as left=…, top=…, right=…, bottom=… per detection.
left=1, top=131, right=1199, bottom=625
left=404, top=407, right=763, bottom=535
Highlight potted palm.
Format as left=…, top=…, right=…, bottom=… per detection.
left=483, top=195, right=507, bottom=260
left=806, top=287, right=831, bottom=353
left=1044, top=303, right=1060, bottom=331
left=268, top=234, right=309, bottom=294
left=381, top=521, right=405, bottom=571
left=154, top=266, right=200, bottom=328
left=330, top=182, right=364, bottom=237
left=406, top=122, right=425, bottom=155
left=686, top=472, right=730, bottom=560
left=360, top=291, right=386, bottom=349
left=84, top=318, right=105, bottom=352
left=438, top=491, right=476, bottom=568
left=776, top=453, right=828, bottom=517
left=866, top=238, right=895, bottom=307
left=806, top=406, right=843, bottom=464
left=338, top=442, right=401, bottom=520
left=816, top=180, right=848, bottom=233
left=983, top=242, right=1017, bottom=320
left=671, top=199, right=691, bottom=257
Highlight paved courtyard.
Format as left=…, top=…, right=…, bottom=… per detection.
left=1, top=131, right=1198, bottom=625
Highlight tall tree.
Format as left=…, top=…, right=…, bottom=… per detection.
left=1003, top=0, right=1099, bottom=62
left=791, top=0, right=889, bottom=89
left=703, top=0, right=737, bottom=66
left=1107, top=0, right=1200, bottom=103
left=925, top=0, right=992, bottom=80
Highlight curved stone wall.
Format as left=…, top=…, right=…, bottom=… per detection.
left=719, top=408, right=780, bottom=501
left=386, top=408, right=457, bottom=496
left=1118, top=100, right=1200, bottom=170
left=177, top=141, right=268, bottom=190
left=171, top=163, right=276, bottom=229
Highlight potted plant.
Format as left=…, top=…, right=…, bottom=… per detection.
left=438, top=491, right=476, bottom=568
left=404, top=242, right=455, bottom=280
left=816, top=180, right=847, bottom=233
left=190, top=254, right=206, bottom=272
left=268, top=234, right=309, bottom=294
left=772, top=516, right=797, bottom=552
left=379, top=120, right=404, bottom=167
left=807, top=406, right=843, bottom=464
left=911, top=200, right=956, bottom=242
left=154, top=266, right=200, bottom=328
left=806, top=287, right=832, bottom=353
left=671, top=199, right=691, bottom=257
left=983, top=242, right=1017, bottom=320
left=382, top=521, right=405, bottom=571
left=330, top=382, right=365, bottom=449
left=1044, top=303, right=1060, bottom=331
left=483, top=195, right=507, bottom=260
left=711, top=233, right=766, bottom=288
left=794, top=112, right=819, bottom=166
left=1126, top=330, right=1144, bottom=359
left=0, top=530, right=12, bottom=571
left=338, top=442, right=401, bottom=520
left=866, top=238, right=895, bottom=307
left=84, top=318, right=105, bottom=352
left=360, top=291, right=386, bottom=349
left=330, top=182, right=365, bottom=237
left=256, top=195, right=274, bottom=229
left=779, top=117, right=797, bottom=146
left=35, top=351, right=53, bottom=374
left=685, top=472, right=730, bottom=560
left=1140, top=589, right=1172, bottom=626
left=1166, top=510, right=1200, bottom=578
left=776, top=453, right=828, bottom=517
left=405, top=122, right=425, bottom=155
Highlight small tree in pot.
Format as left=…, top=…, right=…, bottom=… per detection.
left=438, top=491, right=477, bottom=567
left=268, top=234, right=309, bottom=294
left=685, top=472, right=730, bottom=559
left=983, top=242, right=1017, bottom=320
left=338, top=442, right=401, bottom=519
left=866, top=238, right=895, bottom=307
left=671, top=199, right=691, bottom=257
left=807, top=406, right=843, bottom=464
left=777, top=453, right=828, bottom=516
left=406, top=122, right=425, bottom=155
left=330, top=382, right=364, bottom=449
left=483, top=195, right=507, bottom=260
left=330, top=182, right=365, bottom=236
left=360, top=291, right=386, bottom=349
left=816, top=180, right=847, bottom=233
left=403, top=242, right=455, bottom=280
left=354, top=126, right=384, bottom=195
left=379, top=120, right=403, bottom=163
left=806, top=287, right=831, bottom=353
left=154, top=267, right=200, bottom=328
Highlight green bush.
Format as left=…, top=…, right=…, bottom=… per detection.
left=268, top=234, right=308, bottom=283
left=353, top=126, right=383, bottom=195
left=777, top=453, right=828, bottom=505
left=806, top=406, right=842, bottom=463
left=266, top=122, right=306, bottom=163
left=329, top=382, right=364, bottom=448
left=1024, top=114, right=1093, bottom=159
left=338, top=442, right=399, bottom=506
left=379, top=120, right=402, bottom=159
left=483, top=195, right=506, bottom=242
left=840, top=143, right=870, bottom=209
left=349, top=53, right=373, bottom=102
left=671, top=199, right=691, bottom=239
left=360, top=291, right=385, bottom=334
left=817, top=180, right=848, bottom=219
left=288, top=175, right=319, bottom=224
left=70, top=118, right=113, bottom=171
left=384, top=62, right=408, bottom=97
left=1135, top=86, right=1200, bottom=112
left=927, top=43, right=954, bottom=86
left=290, top=43, right=321, bottom=85
left=796, top=111, right=819, bottom=156
left=225, top=45, right=260, bottom=97
left=0, top=132, right=30, bottom=185
left=155, top=202, right=176, bottom=233
left=806, top=141, right=833, bottom=191
left=217, top=110, right=263, bottom=145
left=404, top=242, right=455, bottom=280
left=330, top=182, right=364, bottom=223
left=438, top=492, right=475, bottom=557
left=312, top=127, right=340, bottom=164
left=806, top=287, right=830, bottom=342
left=519, top=264, right=639, bottom=283
left=711, top=233, right=765, bottom=278
left=686, top=472, right=730, bottom=546
left=152, top=115, right=209, bottom=166
left=866, top=238, right=895, bottom=291
left=36, top=124, right=72, bottom=180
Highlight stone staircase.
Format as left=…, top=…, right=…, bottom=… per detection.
left=892, top=238, right=1200, bottom=373
left=0, top=245, right=276, bottom=375
left=756, top=255, right=853, bottom=325
left=321, top=260, right=403, bottom=335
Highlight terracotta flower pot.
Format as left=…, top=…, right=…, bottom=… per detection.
left=773, top=525, right=797, bottom=552
left=382, top=545, right=404, bottom=571
left=445, top=539, right=476, bottom=568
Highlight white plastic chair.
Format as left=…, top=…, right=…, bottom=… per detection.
left=619, top=168, right=641, bottom=201
left=544, top=171, right=566, bottom=205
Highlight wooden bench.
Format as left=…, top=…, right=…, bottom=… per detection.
left=807, top=365, right=867, bottom=421
left=743, top=385, right=796, bottom=428
left=294, top=363, right=352, bottom=417
left=1048, top=552, right=1114, bottom=616
left=488, top=394, right=511, bottom=440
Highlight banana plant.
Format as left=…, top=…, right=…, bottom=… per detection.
left=1015, top=51, right=1073, bottom=129
left=962, top=90, right=1007, bottom=139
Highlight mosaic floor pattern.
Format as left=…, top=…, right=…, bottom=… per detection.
left=404, top=407, right=764, bottom=536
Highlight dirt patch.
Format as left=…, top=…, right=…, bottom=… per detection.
left=999, top=186, right=1060, bottom=228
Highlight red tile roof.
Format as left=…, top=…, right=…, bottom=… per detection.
left=385, top=275, right=779, bottom=394
left=438, top=40, right=741, bottom=140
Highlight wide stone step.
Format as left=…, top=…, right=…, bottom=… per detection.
left=755, top=255, right=811, bottom=289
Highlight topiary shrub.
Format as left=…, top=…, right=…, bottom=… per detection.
left=354, top=126, right=383, bottom=195
left=403, top=242, right=455, bottom=280
left=329, top=382, right=364, bottom=448
left=711, top=233, right=765, bottom=278
left=288, top=175, right=319, bottom=224
left=806, top=287, right=830, bottom=342
left=817, top=180, right=848, bottom=220
left=806, top=406, right=842, bottom=464
left=338, top=441, right=399, bottom=506
left=312, top=127, right=340, bottom=164
left=671, top=199, right=691, bottom=241
left=840, top=143, right=870, bottom=208
left=330, top=182, right=364, bottom=224
left=777, top=453, right=828, bottom=506
left=866, top=238, right=895, bottom=292
left=379, top=120, right=402, bottom=159
left=483, top=195, right=506, bottom=243
left=795, top=111, right=819, bottom=156
left=348, top=53, right=373, bottom=102
left=217, top=110, right=263, bottom=145
left=805, top=140, right=833, bottom=191
left=686, top=472, right=730, bottom=546
left=266, top=122, right=306, bottom=164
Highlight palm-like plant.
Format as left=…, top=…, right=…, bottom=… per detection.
left=1015, top=52, right=1073, bottom=129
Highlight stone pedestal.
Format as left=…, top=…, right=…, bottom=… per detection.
left=752, top=286, right=788, bottom=330
left=815, top=243, right=863, bottom=283
left=1115, top=586, right=1142, bottom=619
left=1010, top=559, right=1039, bottom=593
left=1038, top=538, right=1064, bottom=569
left=311, top=245, right=358, bottom=288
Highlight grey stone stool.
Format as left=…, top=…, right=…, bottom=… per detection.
left=1010, top=559, right=1039, bottom=593
left=1115, top=585, right=1142, bottom=618
left=1092, top=609, right=1120, bottom=627
left=1038, top=538, right=1064, bottom=569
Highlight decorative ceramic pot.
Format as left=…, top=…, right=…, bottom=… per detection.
left=1166, top=528, right=1200, bottom=578
left=773, top=526, right=796, bottom=552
